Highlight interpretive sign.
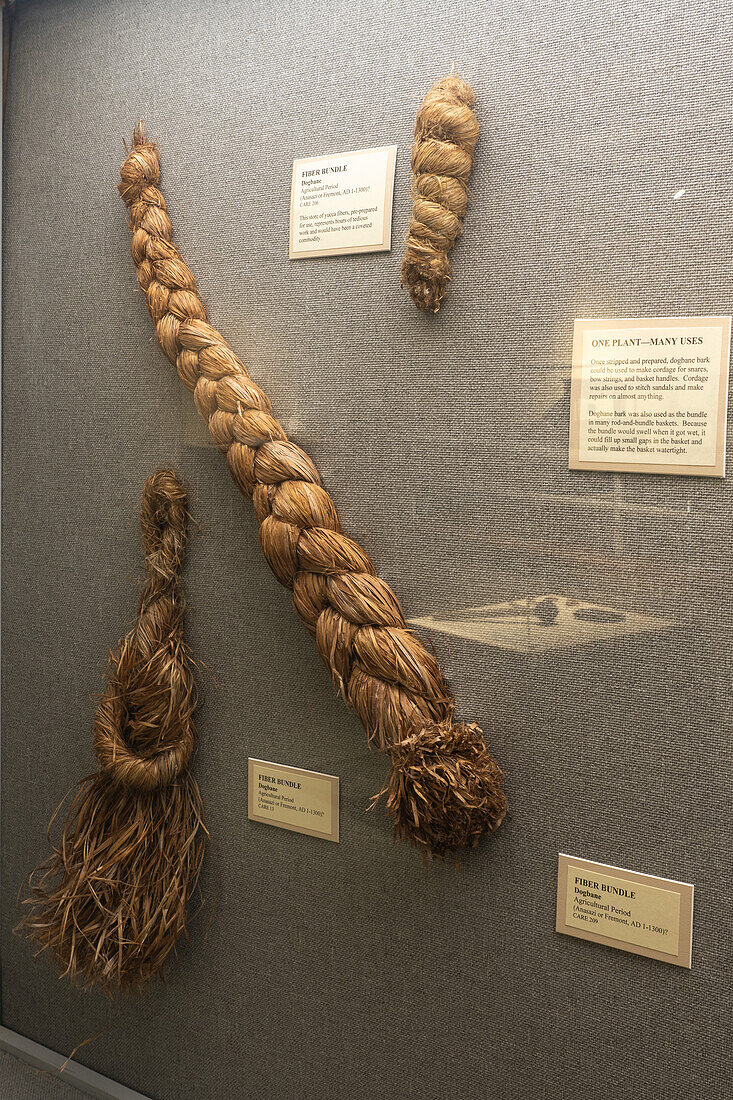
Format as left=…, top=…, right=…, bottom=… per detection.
left=569, top=316, right=730, bottom=476
left=556, top=854, right=694, bottom=967
left=289, top=145, right=397, bottom=258
left=248, top=758, right=339, bottom=842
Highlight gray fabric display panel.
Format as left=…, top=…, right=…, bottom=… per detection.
left=0, top=1052, right=88, bottom=1100
left=2, top=2, right=731, bottom=1098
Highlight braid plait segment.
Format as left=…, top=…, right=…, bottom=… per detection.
left=401, top=75, right=479, bottom=313
left=119, top=125, right=506, bottom=858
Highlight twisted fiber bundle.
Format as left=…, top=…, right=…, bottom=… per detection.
left=21, top=471, right=205, bottom=991
left=119, top=126, right=507, bottom=858
left=401, top=75, right=479, bottom=312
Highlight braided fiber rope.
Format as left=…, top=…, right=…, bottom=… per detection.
left=21, top=471, right=205, bottom=991
left=401, top=74, right=478, bottom=312
left=119, top=126, right=507, bottom=858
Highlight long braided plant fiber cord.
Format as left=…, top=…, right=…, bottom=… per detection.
left=119, top=125, right=507, bottom=860
left=20, top=471, right=205, bottom=991
left=401, top=74, right=479, bottom=312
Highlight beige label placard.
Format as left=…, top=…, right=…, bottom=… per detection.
left=557, top=854, right=694, bottom=967
left=247, top=758, right=339, bottom=842
left=569, top=316, right=730, bottom=477
left=289, top=145, right=397, bottom=259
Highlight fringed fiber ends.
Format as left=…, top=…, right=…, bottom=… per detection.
left=376, top=721, right=506, bottom=858
left=19, top=470, right=206, bottom=992
left=120, top=125, right=507, bottom=860
left=401, top=74, right=479, bottom=312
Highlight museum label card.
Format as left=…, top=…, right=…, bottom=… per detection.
left=569, top=316, right=730, bottom=476
left=556, top=854, right=694, bottom=967
left=248, top=758, right=339, bottom=842
left=289, top=145, right=397, bottom=258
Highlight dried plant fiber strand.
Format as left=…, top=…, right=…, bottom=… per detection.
left=119, top=126, right=507, bottom=859
left=20, top=470, right=206, bottom=992
left=401, top=74, right=479, bottom=312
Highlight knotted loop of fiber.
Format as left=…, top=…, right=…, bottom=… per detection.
left=20, top=470, right=205, bottom=991
left=401, top=74, right=479, bottom=313
left=119, top=125, right=507, bottom=858
left=94, top=470, right=195, bottom=792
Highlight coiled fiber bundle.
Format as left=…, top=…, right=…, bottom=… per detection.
left=21, top=471, right=205, bottom=991
left=119, top=126, right=507, bottom=859
left=401, top=75, right=479, bottom=312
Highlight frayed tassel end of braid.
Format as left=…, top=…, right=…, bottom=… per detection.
left=18, top=471, right=207, bottom=993
left=401, top=254, right=453, bottom=314
left=375, top=721, right=507, bottom=860
left=19, top=771, right=205, bottom=993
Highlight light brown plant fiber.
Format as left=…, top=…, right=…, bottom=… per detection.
left=119, top=125, right=507, bottom=859
left=20, top=470, right=205, bottom=992
left=401, top=74, right=479, bottom=312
